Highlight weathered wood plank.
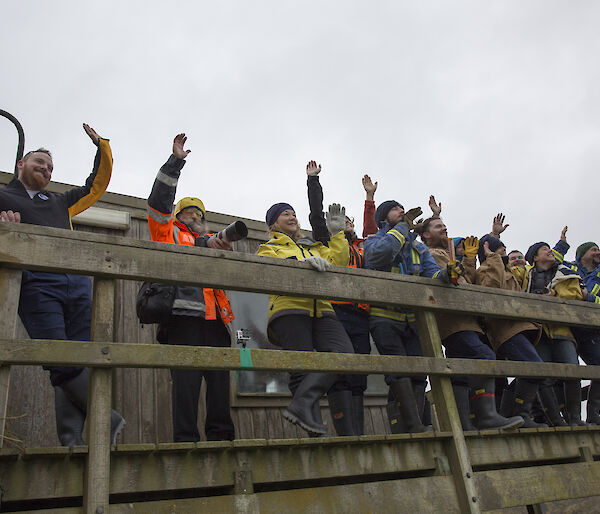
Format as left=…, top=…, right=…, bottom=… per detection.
left=84, top=278, right=115, bottom=513
left=0, top=268, right=21, bottom=448
left=2, top=340, right=599, bottom=380
left=475, top=461, right=600, bottom=510
left=416, top=310, right=480, bottom=514
left=1, top=223, right=600, bottom=328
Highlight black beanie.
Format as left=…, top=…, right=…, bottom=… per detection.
left=525, top=242, right=550, bottom=265
left=375, top=200, right=403, bottom=228
left=478, top=234, right=506, bottom=264
left=266, top=203, right=294, bottom=227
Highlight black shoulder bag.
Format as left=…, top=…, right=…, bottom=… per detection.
left=136, top=282, right=176, bottom=324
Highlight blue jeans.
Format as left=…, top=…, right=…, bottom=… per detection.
left=369, top=316, right=425, bottom=386
left=535, top=335, right=579, bottom=389
left=443, top=330, right=495, bottom=387
left=496, top=332, right=544, bottom=385
left=18, top=271, right=90, bottom=386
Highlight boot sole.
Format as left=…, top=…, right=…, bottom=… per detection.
left=283, top=409, right=328, bottom=436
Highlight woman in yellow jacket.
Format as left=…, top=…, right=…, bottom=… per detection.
left=257, top=202, right=354, bottom=435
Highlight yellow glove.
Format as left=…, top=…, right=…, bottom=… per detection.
left=463, top=236, right=479, bottom=259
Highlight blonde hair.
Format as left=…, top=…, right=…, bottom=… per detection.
left=268, top=221, right=302, bottom=241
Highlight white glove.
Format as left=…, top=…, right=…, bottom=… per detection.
left=326, top=203, right=346, bottom=234
left=304, top=256, right=331, bottom=272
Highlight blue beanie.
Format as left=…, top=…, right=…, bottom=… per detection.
left=478, top=234, right=506, bottom=264
left=375, top=200, right=404, bottom=228
left=266, top=203, right=294, bottom=227
left=525, top=242, right=550, bottom=265
left=453, top=237, right=465, bottom=250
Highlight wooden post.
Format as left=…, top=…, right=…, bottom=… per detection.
left=0, top=268, right=21, bottom=449
left=84, top=278, right=116, bottom=513
left=416, top=310, right=480, bottom=514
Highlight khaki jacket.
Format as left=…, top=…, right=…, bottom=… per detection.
left=475, top=253, right=541, bottom=352
left=428, top=248, right=483, bottom=340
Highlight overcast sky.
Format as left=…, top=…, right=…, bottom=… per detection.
left=2, top=1, right=599, bottom=258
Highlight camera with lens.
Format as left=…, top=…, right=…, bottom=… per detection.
left=215, top=220, right=248, bottom=243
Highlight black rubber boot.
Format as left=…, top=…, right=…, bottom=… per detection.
left=60, top=368, right=126, bottom=444
left=386, top=389, right=405, bottom=434
left=500, top=380, right=548, bottom=428
left=328, top=390, right=356, bottom=436
left=468, top=378, right=523, bottom=430
left=352, top=394, right=365, bottom=436
left=284, top=373, right=336, bottom=435
left=587, top=381, right=600, bottom=425
left=389, top=378, right=428, bottom=433
left=538, top=386, right=567, bottom=426
left=54, top=386, right=86, bottom=447
left=564, top=380, right=587, bottom=426
left=452, top=384, right=476, bottom=431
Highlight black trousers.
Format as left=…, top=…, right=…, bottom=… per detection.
left=166, top=316, right=235, bottom=442
left=269, top=314, right=354, bottom=394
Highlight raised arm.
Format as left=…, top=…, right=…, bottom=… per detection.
left=66, top=123, right=113, bottom=217
left=306, top=160, right=330, bottom=243
left=146, top=134, right=189, bottom=241
left=362, top=174, right=378, bottom=237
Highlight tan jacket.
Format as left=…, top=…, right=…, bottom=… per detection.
left=475, top=253, right=541, bottom=352
left=428, top=248, right=483, bottom=340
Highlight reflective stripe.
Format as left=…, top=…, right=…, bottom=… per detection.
left=412, top=249, right=420, bottom=265
left=147, top=205, right=172, bottom=224
left=391, top=265, right=401, bottom=275
left=388, top=229, right=405, bottom=244
left=595, top=296, right=600, bottom=304
left=370, top=307, right=415, bottom=322
left=552, top=249, right=564, bottom=263
left=156, top=171, right=179, bottom=187
left=172, top=299, right=206, bottom=311
left=432, top=270, right=440, bottom=279
left=592, top=284, right=600, bottom=295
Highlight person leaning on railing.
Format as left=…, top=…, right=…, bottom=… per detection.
left=569, top=241, right=600, bottom=424
left=305, top=162, right=379, bottom=436
left=256, top=201, right=354, bottom=436
left=363, top=200, right=464, bottom=434
left=510, top=240, right=592, bottom=426
left=475, top=235, right=565, bottom=428
left=0, top=123, right=125, bottom=447
left=418, top=209, right=523, bottom=432
left=146, top=133, right=235, bottom=443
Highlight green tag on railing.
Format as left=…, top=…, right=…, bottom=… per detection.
left=239, top=347, right=254, bottom=369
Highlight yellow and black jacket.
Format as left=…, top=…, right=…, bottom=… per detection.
left=257, top=230, right=349, bottom=323
left=0, top=139, right=112, bottom=229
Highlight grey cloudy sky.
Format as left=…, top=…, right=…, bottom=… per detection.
left=2, top=1, right=599, bottom=258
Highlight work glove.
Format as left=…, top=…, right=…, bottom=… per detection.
left=446, top=261, right=465, bottom=285
left=403, top=207, right=423, bottom=230
left=326, top=203, right=346, bottom=234
left=463, top=236, right=479, bottom=259
left=304, top=256, right=332, bottom=272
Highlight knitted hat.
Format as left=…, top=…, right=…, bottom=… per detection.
left=525, top=242, right=550, bottom=265
left=375, top=200, right=403, bottom=228
left=452, top=237, right=465, bottom=250
left=266, top=203, right=294, bottom=227
left=576, top=242, right=598, bottom=261
left=477, top=234, right=506, bottom=264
